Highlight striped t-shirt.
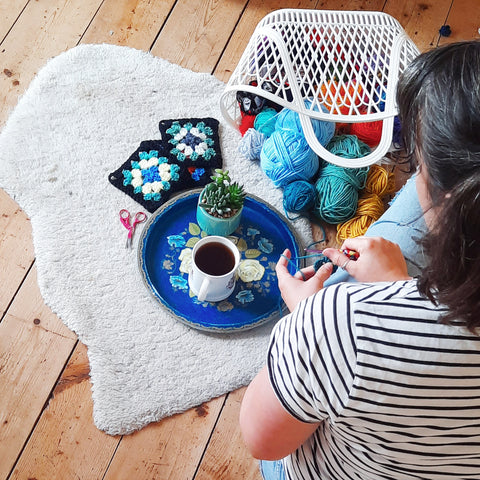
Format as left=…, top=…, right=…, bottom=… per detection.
left=268, top=280, right=480, bottom=480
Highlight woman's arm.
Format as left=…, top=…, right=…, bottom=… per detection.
left=240, top=366, right=320, bottom=460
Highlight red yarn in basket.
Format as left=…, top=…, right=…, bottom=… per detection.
left=239, top=113, right=256, bottom=136
left=350, top=120, right=383, bottom=147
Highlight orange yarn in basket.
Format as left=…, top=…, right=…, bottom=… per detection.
left=336, top=164, right=395, bottom=243
left=319, top=80, right=363, bottom=116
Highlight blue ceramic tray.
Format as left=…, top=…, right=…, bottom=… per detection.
left=138, top=189, right=303, bottom=332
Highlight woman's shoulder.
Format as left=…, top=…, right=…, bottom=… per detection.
left=319, top=278, right=439, bottom=328
left=326, top=279, right=447, bottom=335
left=330, top=278, right=422, bottom=303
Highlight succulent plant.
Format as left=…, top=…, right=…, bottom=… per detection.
left=199, top=169, right=246, bottom=218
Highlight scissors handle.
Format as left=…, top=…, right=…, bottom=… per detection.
left=132, top=211, right=147, bottom=227
left=119, top=209, right=132, bottom=230
left=305, top=248, right=359, bottom=261
left=119, top=209, right=147, bottom=248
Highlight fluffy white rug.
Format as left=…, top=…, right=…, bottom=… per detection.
left=0, top=44, right=312, bottom=434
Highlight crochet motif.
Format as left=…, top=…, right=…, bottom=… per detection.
left=158, top=117, right=222, bottom=169
left=122, top=150, right=180, bottom=202
left=167, top=121, right=215, bottom=161
left=109, top=117, right=224, bottom=213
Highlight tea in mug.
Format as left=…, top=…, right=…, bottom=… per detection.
left=194, top=241, right=236, bottom=276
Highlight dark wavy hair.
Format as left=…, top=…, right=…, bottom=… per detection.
left=396, top=41, right=480, bottom=331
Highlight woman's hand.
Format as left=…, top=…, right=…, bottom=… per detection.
left=275, top=248, right=333, bottom=312
left=323, top=236, right=411, bottom=283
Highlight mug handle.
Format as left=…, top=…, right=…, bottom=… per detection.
left=197, top=277, right=211, bottom=302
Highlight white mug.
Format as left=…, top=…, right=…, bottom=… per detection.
left=188, top=235, right=240, bottom=302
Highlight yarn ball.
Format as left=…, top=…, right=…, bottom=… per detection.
left=254, top=108, right=277, bottom=137
left=238, top=128, right=266, bottom=161
left=350, top=120, right=383, bottom=147
left=236, top=88, right=265, bottom=115
left=364, top=163, right=396, bottom=196
left=336, top=195, right=385, bottom=241
left=373, top=84, right=387, bottom=112
left=439, top=25, right=452, bottom=37
left=260, top=129, right=319, bottom=187
left=319, top=80, right=364, bottom=115
left=392, top=116, right=403, bottom=147
left=314, top=257, right=338, bottom=274
left=313, top=163, right=369, bottom=224
left=326, top=134, right=371, bottom=159
left=239, top=114, right=256, bottom=136
left=259, top=81, right=283, bottom=110
left=283, top=180, right=316, bottom=213
left=336, top=164, right=396, bottom=242
left=275, top=100, right=335, bottom=146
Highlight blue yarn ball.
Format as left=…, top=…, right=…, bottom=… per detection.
left=283, top=180, right=316, bottom=213
left=392, top=116, right=403, bottom=147
left=313, top=163, right=369, bottom=224
left=314, top=257, right=338, bottom=274
left=238, top=128, right=266, bottom=161
left=275, top=100, right=335, bottom=146
left=439, top=24, right=451, bottom=37
left=254, top=108, right=277, bottom=137
left=260, top=129, right=319, bottom=187
left=374, top=84, right=387, bottom=112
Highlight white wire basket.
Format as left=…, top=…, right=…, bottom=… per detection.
left=220, top=9, right=420, bottom=168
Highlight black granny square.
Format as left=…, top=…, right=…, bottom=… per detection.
left=158, top=117, right=222, bottom=170
left=109, top=139, right=217, bottom=213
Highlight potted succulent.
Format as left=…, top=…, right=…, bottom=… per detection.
left=196, top=169, right=246, bottom=236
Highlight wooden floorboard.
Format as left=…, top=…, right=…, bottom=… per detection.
left=81, top=0, right=177, bottom=49
left=0, top=0, right=477, bottom=479
left=0, top=267, right=77, bottom=479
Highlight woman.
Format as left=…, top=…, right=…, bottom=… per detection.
left=240, top=41, right=480, bottom=480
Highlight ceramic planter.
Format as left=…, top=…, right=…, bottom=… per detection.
left=196, top=189, right=243, bottom=236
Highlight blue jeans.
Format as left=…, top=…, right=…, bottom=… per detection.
left=324, top=174, right=427, bottom=286
left=260, top=460, right=286, bottom=480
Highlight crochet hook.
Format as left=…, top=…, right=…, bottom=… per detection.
left=305, top=248, right=360, bottom=261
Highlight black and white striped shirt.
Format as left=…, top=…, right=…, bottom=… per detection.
left=268, top=280, right=480, bottom=480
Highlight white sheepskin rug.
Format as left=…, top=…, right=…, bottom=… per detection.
left=0, top=44, right=311, bottom=434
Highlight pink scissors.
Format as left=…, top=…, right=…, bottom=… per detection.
left=119, top=209, right=147, bottom=248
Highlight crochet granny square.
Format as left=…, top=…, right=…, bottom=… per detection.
left=109, top=139, right=218, bottom=213
left=158, top=117, right=222, bottom=168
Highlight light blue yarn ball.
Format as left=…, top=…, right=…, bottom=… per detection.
left=254, top=107, right=277, bottom=137
left=260, top=129, right=319, bottom=188
left=238, top=128, right=266, bottom=161
left=313, top=163, right=370, bottom=224
left=275, top=100, right=335, bottom=146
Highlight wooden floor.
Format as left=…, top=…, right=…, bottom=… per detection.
left=0, top=1, right=478, bottom=479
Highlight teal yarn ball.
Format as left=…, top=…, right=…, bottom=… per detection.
left=313, top=163, right=370, bottom=224
left=326, top=134, right=371, bottom=159
left=254, top=108, right=277, bottom=137
left=260, top=128, right=319, bottom=187
left=276, top=100, right=335, bottom=146
left=283, top=180, right=316, bottom=213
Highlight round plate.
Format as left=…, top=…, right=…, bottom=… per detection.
left=138, top=189, right=303, bottom=332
